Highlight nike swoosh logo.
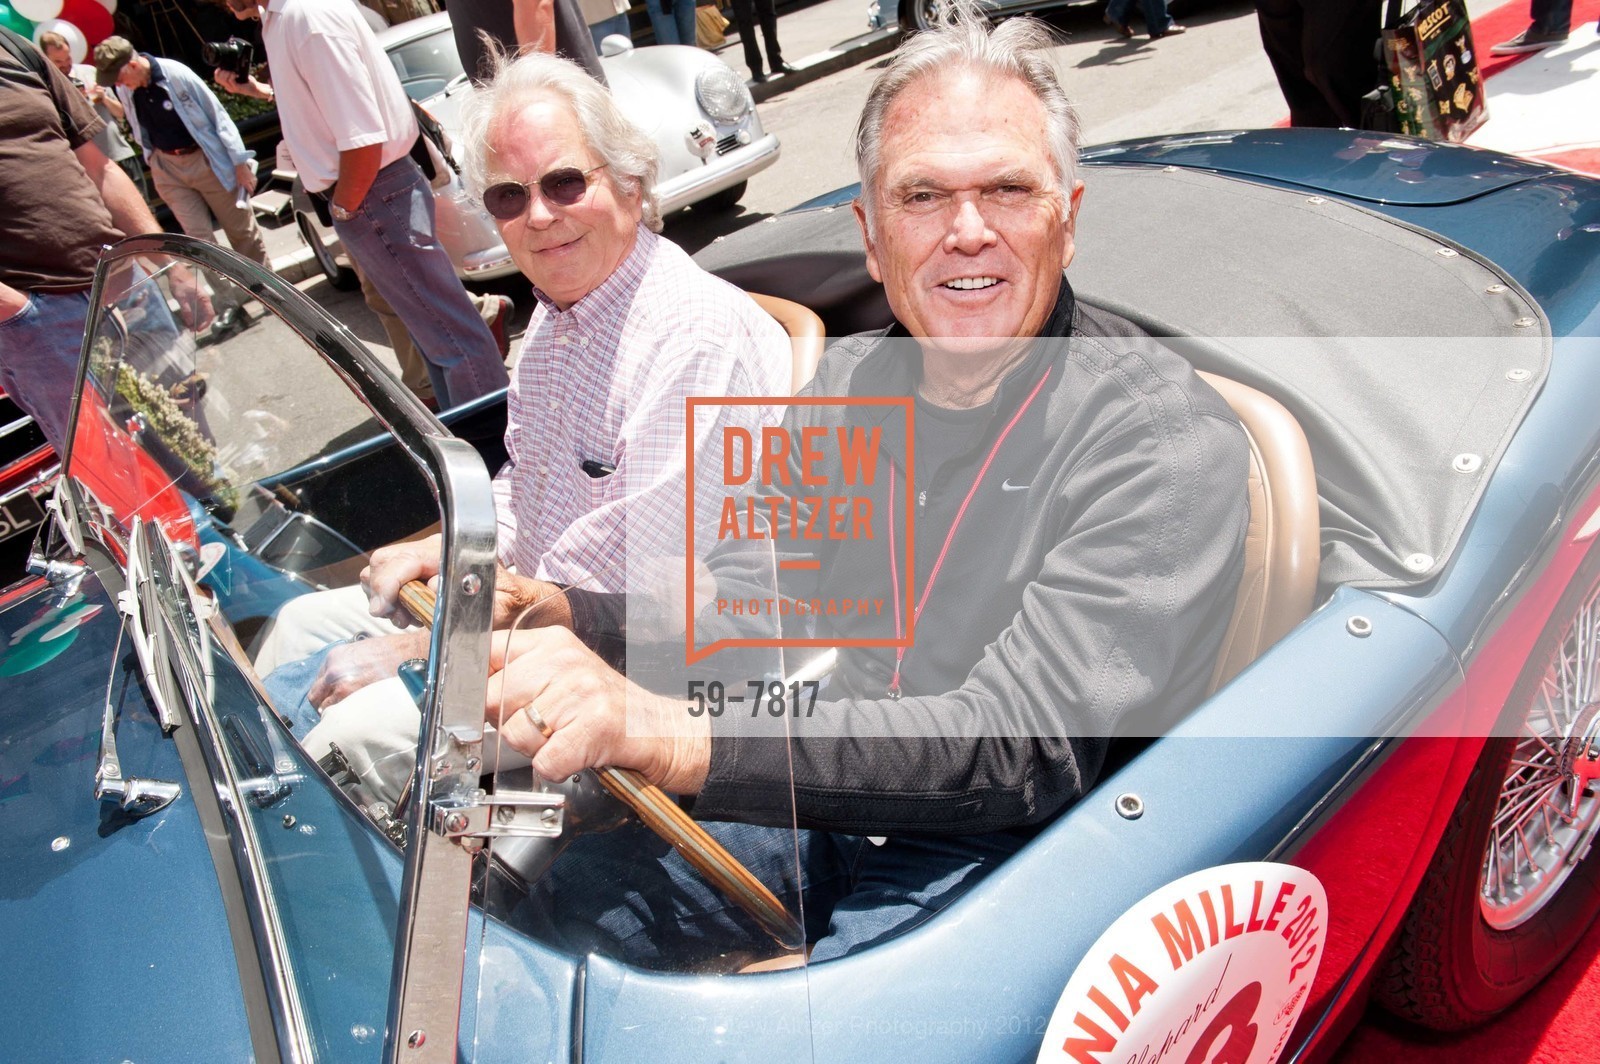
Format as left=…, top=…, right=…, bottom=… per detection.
left=1000, top=479, right=1030, bottom=492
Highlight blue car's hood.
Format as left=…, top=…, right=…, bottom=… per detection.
left=1082, top=128, right=1558, bottom=206
left=0, top=571, right=254, bottom=1062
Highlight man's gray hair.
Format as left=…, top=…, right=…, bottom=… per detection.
left=37, top=30, right=68, bottom=52
left=854, top=2, right=1080, bottom=232
left=459, top=48, right=663, bottom=232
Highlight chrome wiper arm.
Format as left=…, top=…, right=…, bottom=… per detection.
left=117, top=517, right=221, bottom=733
left=145, top=521, right=217, bottom=714
left=96, top=612, right=181, bottom=817
left=116, top=517, right=182, bottom=733
left=142, top=519, right=298, bottom=810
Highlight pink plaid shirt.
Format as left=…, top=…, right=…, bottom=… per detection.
left=492, top=227, right=790, bottom=592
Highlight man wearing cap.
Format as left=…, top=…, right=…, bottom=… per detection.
left=215, top=0, right=509, bottom=410
left=0, top=26, right=211, bottom=455
left=37, top=30, right=147, bottom=199
left=94, top=37, right=268, bottom=334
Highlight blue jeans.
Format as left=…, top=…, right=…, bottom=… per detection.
left=0, top=288, right=92, bottom=455
left=1106, top=0, right=1172, bottom=33
left=331, top=158, right=508, bottom=409
left=263, top=641, right=338, bottom=735
left=646, top=0, right=697, bottom=46
left=0, top=271, right=182, bottom=456
left=1530, top=0, right=1573, bottom=34
left=590, top=13, right=631, bottom=48
left=507, top=818, right=1026, bottom=967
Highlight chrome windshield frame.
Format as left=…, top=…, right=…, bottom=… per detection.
left=65, top=235, right=500, bottom=1064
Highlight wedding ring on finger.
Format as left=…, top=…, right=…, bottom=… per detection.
left=523, top=702, right=553, bottom=738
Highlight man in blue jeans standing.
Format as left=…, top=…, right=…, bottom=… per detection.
left=1103, top=0, right=1185, bottom=40
left=1490, top=0, right=1575, bottom=54
left=217, top=0, right=508, bottom=410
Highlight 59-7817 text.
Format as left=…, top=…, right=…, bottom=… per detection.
left=687, top=680, right=821, bottom=717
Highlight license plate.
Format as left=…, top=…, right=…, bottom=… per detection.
left=0, top=491, right=45, bottom=542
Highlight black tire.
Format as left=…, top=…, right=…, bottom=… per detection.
left=900, top=0, right=943, bottom=33
left=697, top=181, right=748, bottom=213
left=1376, top=542, right=1600, bottom=1029
left=295, top=210, right=360, bottom=292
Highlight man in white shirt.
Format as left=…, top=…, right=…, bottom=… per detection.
left=216, top=0, right=509, bottom=409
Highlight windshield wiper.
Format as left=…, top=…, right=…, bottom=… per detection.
left=116, top=517, right=186, bottom=733
left=96, top=616, right=181, bottom=817
left=98, top=517, right=205, bottom=816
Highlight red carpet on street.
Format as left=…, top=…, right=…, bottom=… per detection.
left=1465, top=0, right=1600, bottom=175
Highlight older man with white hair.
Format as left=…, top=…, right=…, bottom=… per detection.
left=254, top=50, right=790, bottom=797
left=471, top=6, right=1251, bottom=967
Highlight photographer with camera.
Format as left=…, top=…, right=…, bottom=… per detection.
left=93, top=36, right=269, bottom=335
left=214, top=0, right=508, bottom=410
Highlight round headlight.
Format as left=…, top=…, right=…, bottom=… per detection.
left=696, top=65, right=752, bottom=123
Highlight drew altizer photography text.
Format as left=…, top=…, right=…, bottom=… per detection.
left=715, top=425, right=882, bottom=546
left=683, top=397, right=916, bottom=666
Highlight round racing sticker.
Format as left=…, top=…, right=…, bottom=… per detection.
left=1036, top=862, right=1326, bottom=1064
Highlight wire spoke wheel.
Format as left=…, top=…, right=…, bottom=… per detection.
left=1378, top=543, right=1600, bottom=1029
left=1479, top=585, right=1600, bottom=930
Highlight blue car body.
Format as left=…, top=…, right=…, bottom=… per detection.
left=2, top=128, right=1599, bottom=1063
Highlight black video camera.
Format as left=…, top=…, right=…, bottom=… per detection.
left=202, top=37, right=255, bottom=80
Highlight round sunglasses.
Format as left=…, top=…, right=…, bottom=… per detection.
left=481, top=164, right=607, bottom=220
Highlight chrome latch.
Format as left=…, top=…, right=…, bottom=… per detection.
left=432, top=790, right=566, bottom=851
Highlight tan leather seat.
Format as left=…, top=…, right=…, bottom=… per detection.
left=1197, top=371, right=1319, bottom=693
left=748, top=292, right=825, bottom=394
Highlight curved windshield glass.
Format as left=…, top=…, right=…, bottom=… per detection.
left=65, top=242, right=814, bottom=1062
left=67, top=244, right=455, bottom=1060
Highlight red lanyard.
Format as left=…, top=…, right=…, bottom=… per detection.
left=885, top=365, right=1054, bottom=698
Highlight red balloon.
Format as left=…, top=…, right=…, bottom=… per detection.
left=57, top=0, right=110, bottom=45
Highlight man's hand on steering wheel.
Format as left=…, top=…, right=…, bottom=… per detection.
left=363, top=533, right=568, bottom=629
left=361, top=534, right=444, bottom=627
left=487, top=626, right=710, bottom=795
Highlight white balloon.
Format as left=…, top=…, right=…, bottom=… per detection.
left=33, top=19, right=87, bottom=64
left=14, top=0, right=62, bottom=21
left=93, top=0, right=115, bottom=12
